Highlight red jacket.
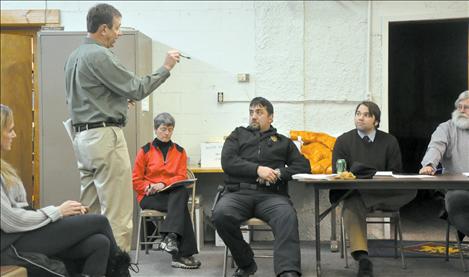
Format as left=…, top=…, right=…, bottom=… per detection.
left=132, top=139, right=187, bottom=203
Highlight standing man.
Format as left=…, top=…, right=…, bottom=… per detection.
left=331, top=101, right=417, bottom=277
left=64, top=3, right=180, bottom=251
left=212, top=97, right=311, bottom=277
left=419, top=90, right=469, bottom=237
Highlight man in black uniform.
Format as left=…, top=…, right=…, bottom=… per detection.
left=212, top=97, right=311, bottom=277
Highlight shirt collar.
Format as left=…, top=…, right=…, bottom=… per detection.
left=357, top=129, right=376, bottom=142
left=84, top=37, right=104, bottom=47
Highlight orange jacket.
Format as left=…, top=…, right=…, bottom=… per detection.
left=132, top=139, right=187, bottom=203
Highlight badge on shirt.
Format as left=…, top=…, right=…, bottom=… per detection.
left=270, top=135, right=278, bottom=142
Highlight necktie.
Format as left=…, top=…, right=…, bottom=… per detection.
left=363, top=135, right=372, bottom=143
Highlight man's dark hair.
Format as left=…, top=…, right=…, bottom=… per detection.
left=87, top=3, right=122, bottom=33
left=355, top=101, right=381, bottom=128
left=249, top=97, right=274, bottom=115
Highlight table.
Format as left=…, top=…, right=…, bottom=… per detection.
left=295, top=174, right=469, bottom=277
left=189, top=165, right=223, bottom=173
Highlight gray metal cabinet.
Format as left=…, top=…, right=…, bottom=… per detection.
left=37, top=31, right=154, bottom=245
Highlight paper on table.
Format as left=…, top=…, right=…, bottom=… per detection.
left=375, top=171, right=393, bottom=176
left=292, top=173, right=337, bottom=180
left=391, top=174, right=435, bottom=179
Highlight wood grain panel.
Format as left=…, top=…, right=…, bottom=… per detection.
left=0, top=32, right=34, bottom=203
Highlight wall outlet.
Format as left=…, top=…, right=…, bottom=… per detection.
left=237, top=73, right=250, bottom=82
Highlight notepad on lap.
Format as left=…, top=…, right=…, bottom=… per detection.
left=159, top=178, right=197, bottom=192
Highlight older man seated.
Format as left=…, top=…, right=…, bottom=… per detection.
left=419, top=90, right=469, bottom=237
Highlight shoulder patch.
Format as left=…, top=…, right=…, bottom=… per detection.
left=142, top=143, right=151, bottom=153
left=175, top=144, right=184, bottom=153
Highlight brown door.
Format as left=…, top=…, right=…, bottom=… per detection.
left=0, top=31, right=34, bottom=202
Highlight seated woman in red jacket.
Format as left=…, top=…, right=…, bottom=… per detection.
left=132, top=112, right=201, bottom=269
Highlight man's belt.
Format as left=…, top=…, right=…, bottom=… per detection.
left=73, top=121, right=122, bottom=132
left=226, top=183, right=277, bottom=192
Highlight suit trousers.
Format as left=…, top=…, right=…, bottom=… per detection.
left=140, top=186, right=198, bottom=258
left=342, top=190, right=416, bottom=253
left=212, top=189, right=301, bottom=275
left=72, top=126, right=133, bottom=251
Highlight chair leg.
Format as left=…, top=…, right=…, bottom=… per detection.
left=396, top=213, right=406, bottom=269
left=394, top=217, right=398, bottom=259
left=143, top=217, right=150, bottom=255
left=341, top=215, right=349, bottom=268
left=456, top=230, right=467, bottom=272
left=223, top=245, right=229, bottom=277
left=134, top=214, right=143, bottom=264
left=445, top=221, right=450, bottom=261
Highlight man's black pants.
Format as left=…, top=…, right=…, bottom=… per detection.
left=212, top=189, right=301, bottom=275
left=140, top=186, right=198, bottom=258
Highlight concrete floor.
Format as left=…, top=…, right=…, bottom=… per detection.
left=130, top=242, right=467, bottom=277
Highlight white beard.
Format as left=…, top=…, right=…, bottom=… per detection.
left=451, top=110, right=469, bottom=129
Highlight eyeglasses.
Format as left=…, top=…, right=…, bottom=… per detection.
left=458, top=104, right=469, bottom=111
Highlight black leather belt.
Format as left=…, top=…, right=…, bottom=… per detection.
left=226, top=183, right=276, bottom=192
left=73, top=122, right=122, bottom=132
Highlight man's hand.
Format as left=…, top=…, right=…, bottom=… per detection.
left=257, top=166, right=279, bottom=184
left=163, top=50, right=180, bottom=71
left=419, top=166, right=435, bottom=175
left=59, top=200, right=86, bottom=217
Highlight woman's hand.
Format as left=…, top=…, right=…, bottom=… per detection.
left=145, top=183, right=165, bottom=195
left=59, top=200, right=86, bottom=217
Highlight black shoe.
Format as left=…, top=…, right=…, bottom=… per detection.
left=160, top=233, right=179, bottom=255
left=106, top=248, right=135, bottom=277
left=233, top=261, right=257, bottom=277
left=171, top=255, right=202, bottom=269
left=279, top=271, right=300, bottom=277
left=357, top=257, right=373, bottom=277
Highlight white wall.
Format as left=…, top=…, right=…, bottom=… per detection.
left=3, top=0, right=466, bottom=164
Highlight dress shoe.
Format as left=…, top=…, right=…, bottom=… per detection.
left=233, top=261, right=257, bottom=277
left=357, top=257, right=373, bottom=277
left=171, top=255, right=202, bottom=269
left=160, top=233, right=179, bottom=255
left=278, top=271, right=300, bottom=277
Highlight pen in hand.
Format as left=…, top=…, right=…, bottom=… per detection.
left=180, top=54, right=191, bottom=60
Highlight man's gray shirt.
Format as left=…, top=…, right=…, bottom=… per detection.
left=64, top=37, right=170, bottom=126
left=421, top=119, right=469, bottom=174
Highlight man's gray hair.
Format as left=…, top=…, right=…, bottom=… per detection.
left=153, top=112, right=175, bottom=129
left=455, top=90, right=469, bottom=109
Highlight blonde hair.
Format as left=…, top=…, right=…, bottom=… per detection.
left=1, top=104, right=19, bottom=190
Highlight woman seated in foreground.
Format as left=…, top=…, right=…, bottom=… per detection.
left=0, top=104, right=132, bottom=277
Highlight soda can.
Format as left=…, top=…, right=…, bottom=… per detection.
left=336, top=159, right=347, bottom=173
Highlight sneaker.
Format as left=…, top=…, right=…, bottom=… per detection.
left=171, top=256, right=202, bottom=269
left=233, top=261, right=257, bottom=277
left=160, top=233, right=179, bottom=255
left=357, top=257, right=373, bottom=277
